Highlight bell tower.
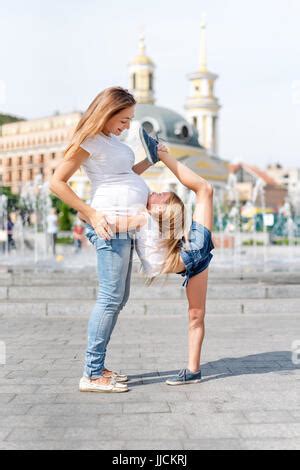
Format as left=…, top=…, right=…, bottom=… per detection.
left=184, top=17, right=221, bottom=155
left=128, top=34, right=156, bottom=105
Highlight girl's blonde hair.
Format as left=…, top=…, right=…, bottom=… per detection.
left=146, top=192, right=189, bottom=285
left=64, top=86, right=136, bottom=158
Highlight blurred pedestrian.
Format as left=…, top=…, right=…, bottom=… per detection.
left=7, top=214, right=16, bottom=252
left=73, top=217, right=84, bottom=253
left=46, top=208, right=58, bottom=256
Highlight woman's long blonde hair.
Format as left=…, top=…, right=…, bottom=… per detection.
left=64, top=86, right=136, bottom=158
left=146, top=192, right=189, bottom=284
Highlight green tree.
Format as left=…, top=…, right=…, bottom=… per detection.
left=0, top=186, right=20, bottom=211
left=0, top=113, right=24, bottom=127
left=50, top=195, right=76, bottom=231
left=58, top=203, right=73, bottom=231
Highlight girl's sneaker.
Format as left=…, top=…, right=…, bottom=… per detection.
left=165, top=368, right=202, bottom=386
left=139, top=127, right=160, bottom=165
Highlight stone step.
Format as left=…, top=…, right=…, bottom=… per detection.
left=1, top=269, right=300, bottom=286
left=0, top=298, right=299, bottom=316
left=1, top=270, right=300, bottom=289
left=1, top=284, right=300, bottom=301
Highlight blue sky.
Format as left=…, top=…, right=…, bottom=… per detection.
left=0, top=0, right=299, bottom=167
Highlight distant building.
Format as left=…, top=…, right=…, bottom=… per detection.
left=229, top=163, right=287, bottom=212
left=266, top=163, right=300, bottom=214
left=0, top=112, right=89, bottom=197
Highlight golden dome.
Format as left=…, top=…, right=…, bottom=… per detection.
left=130, top=55, right=153, bottom=65
left=129, top=35, right=154, bottom=66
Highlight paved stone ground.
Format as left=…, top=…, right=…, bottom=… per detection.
left=0, top=309, right=300, bottom=450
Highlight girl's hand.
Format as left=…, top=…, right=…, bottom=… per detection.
left=157, top=142, right=169, bottom=160
left=89, top=210, right=114, bottom=240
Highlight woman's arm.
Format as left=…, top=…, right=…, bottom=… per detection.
left=132, top=158, right=152, bottom=175
left=49, top=148, right=112, bottom=239
left=157, top=146, right=211, bottom=193
left=49, top=148, right=94, bottom=219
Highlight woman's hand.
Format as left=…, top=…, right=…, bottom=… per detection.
left=77, top=211, right=89, bottom=223
left=88, top=209, right=114, bottom=240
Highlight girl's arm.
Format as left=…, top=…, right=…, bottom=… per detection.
left=132, top=158, right=152, bottom=175
left=158, top=146, right=213, bottom=230
left=108, top=213, right=148, bottom=233
left=158, top=145, right=214, bottom=231
left=78, top=211, right=148, bottom=234
left=157, top=146, right=211, bottom=193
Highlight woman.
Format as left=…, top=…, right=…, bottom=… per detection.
left=105, top=136, right=215, bottom=386
left=50, top=86, right=155, bottom=393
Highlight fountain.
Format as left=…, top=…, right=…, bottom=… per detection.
left=19, top=175, right=53, bottom=262
left=214, top=191, right=226, bottom=261
left=281, top=200, right=298, bottom=263
left=224, top=173, right=242, bottom=269
left=251, top=179, right=268, bottom=265
left=0, top=194, right=8, bottom=257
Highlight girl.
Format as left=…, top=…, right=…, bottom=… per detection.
left=106, top=137, right=215, bottom=386
left=50, top=86, right=155, bottom=393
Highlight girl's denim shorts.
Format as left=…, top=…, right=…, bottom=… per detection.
left=177, top=221, right=215, bottom=287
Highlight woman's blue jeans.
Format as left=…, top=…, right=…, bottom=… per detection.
left=83, top=223, right=134, bottom=379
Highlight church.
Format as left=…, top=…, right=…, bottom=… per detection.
left=122, top=21, right=228, bottom=205
left=0, top=20, right=229, bottom=204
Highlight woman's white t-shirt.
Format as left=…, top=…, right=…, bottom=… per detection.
left=80, top=132, right=150, bottom=216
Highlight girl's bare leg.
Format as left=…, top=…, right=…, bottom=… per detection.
left=186, top=267, right=209, bottom=372
left=185, top=186, right=214, bottom=372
